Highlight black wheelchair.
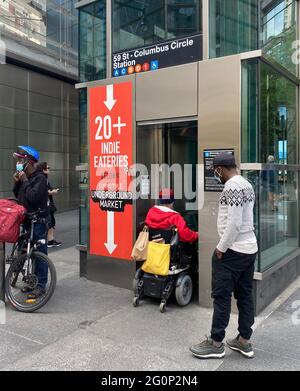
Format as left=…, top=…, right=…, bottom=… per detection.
left=132, top=227, right=197, bottom=313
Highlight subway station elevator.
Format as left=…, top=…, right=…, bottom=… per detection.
left=79, top=53, right=299, bottom=314
left=136, top=120, right=198, bottom=231
left=81, top=57, right=241, bottom=310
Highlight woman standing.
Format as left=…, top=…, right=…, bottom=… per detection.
left=37, top=162, right=62, bottom=248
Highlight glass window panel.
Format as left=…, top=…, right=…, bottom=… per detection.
left=167, top=0, right=200, bottom=39
left=112, top=0, right=202, bottom=53
left=0, top=0, right=78, bottom=75
left=79, top=88, right=88, bottom=246
left=243, top=169, right=299, bottom=272
left=260, top=62, right=297, bottom=165
left=94, top=22, right=105, bottom=58
left=242, top=60, right=297, bottom=165
left=242, top=59, right=299, bottom=271
left=241, top=59, right=259, bottom=163
left=79, top=1, right=106, bottom=82
left=113, top=0, right=165, bottom=53
left=209, top=0, right=258, bottom=58
left=261, top=0, right=297, bottom=75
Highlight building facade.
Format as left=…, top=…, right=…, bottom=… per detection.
left=76, top=0, right=300, bottom=313
left=0, top=0, right=79, bottom=211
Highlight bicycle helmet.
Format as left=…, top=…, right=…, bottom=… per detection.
left=13, top=145, right=40, bottom=162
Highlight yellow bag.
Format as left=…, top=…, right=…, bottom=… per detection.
left=142, top=241, right=171, bottom=276
left=131, top=226, right=149, bottom=261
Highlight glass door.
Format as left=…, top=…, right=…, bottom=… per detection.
left=136, top=119, right=198, bottom=230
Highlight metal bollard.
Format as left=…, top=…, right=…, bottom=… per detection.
left=0, top=242, right=5, bottom=302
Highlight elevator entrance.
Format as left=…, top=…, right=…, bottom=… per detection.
left=136, top=119, right=198, bottom=236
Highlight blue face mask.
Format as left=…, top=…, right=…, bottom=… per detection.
left=16, top=163, right=24, bottom=172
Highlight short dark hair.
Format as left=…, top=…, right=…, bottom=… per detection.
left=36, top=161, right=48, bottom=171
left=159, top=188, right=175, bottom=205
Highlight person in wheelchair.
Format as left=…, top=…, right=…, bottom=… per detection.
left=133, top=189, right=198, bottom=312
left=145, top=188, right=198, bottom=245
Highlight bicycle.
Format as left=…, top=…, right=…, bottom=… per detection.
left=5, top=211, right=57, bottom=313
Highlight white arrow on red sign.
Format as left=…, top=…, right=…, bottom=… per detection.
left=104, top=84, right=117, bottom=111
left=104, top=211, right=117, bottom=255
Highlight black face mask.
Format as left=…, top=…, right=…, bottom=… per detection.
left=22, top=160, right=30, bottom=172
left=214, top=168, right=226, bottom=185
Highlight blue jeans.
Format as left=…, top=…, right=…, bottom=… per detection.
left=33, top=223, right=48, bottom=289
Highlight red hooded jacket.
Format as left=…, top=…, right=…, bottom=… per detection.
left=145, top=206, right=198, bottom=243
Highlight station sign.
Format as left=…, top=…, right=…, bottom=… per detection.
left=89, top=82, right=133, bottom=260
left=204, top=149, right=235, bottom=192
left=112, top=33, right=202, bottom=78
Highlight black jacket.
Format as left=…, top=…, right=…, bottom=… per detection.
left=13, top=170, right=48, bottom=216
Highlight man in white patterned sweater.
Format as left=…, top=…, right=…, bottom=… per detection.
left=190, top=153, right=258, bottom=360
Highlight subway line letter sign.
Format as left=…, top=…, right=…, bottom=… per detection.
left=89, top=82, right=133, bottom=259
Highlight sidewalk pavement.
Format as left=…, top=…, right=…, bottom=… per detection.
left=0, top=211, right=300, bottom=371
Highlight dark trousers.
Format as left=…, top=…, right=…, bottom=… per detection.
left=33, top=223, right=48, bottom=289
left=210, top=249, right=256, bottom=342
left=48, top=212, right=56, bottom=229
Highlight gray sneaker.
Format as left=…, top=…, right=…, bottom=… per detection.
left=226, top=336, right=254, bottom=359
left=190, top=337, right=225, bottom=359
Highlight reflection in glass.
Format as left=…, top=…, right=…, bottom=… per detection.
left=112, top=0, right=202, bottom=53
left=79, top=89, right=88, bottom=245
left=79, top=89, right=87, bottom=164
left=113, top=0, right=165, bottom=52
left=79, top=1, right=106, bottom=82
left=242, top=59, right=297, bottom=164
left=242, top=59, right=259, bottom=163
left=167, top=0, right=201, bottom=39
left=0, top=0, right=78, bottom=76
left=260, top=62, right=297, bottom=164
left=243, top=170, right=298, bottom=272
left=210, top=0, right=258, bottom=58
left=261, top=0, right=297, bottom=75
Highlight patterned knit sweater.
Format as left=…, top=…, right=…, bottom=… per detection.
left=216, top=175, right=258, bottom=255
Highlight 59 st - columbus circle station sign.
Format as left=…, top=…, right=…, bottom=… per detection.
left=112, top=34, right=202, bottom=77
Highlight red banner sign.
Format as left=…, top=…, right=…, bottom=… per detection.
left=89, top=82, right=133, bottom=259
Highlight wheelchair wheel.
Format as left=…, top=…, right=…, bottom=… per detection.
left=133, top=297, right=139, bottom=307
left=160, top=301, right=166, bottom=313
left=132, top=268, right=144, bottom=297
left=175, top=274, right=193, bottom=306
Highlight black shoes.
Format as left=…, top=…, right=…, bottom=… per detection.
left=48, top=240, right=62, bottom=248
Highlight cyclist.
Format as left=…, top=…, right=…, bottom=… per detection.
left=12, top=145, right=49, bottom=299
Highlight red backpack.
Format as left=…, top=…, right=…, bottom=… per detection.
left=0, top=199, right=26, bottom=243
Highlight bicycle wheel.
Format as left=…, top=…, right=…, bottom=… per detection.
left=5, top=251, right=57, bottom=313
